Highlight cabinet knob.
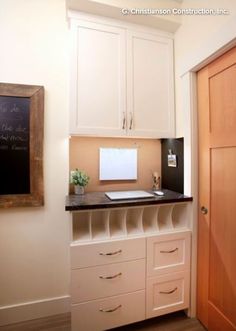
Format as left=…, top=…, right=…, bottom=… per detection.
left=201, top=206, right=208, bottom=215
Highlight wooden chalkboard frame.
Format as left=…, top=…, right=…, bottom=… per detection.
left=0, top=83, right=44, bottom=208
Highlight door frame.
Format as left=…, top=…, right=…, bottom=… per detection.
left=181, top=15, right=236, bottom=318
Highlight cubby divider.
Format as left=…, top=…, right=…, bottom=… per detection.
left=109, top=209, right=127, bottom=238
left=73, top=211, right=91, bottom=241
left=72, top=202, right=190, bottom=242
left=172, top=203, right=189, bottom=229
left=126, top=207, right=144, bottom=235
left=91, top=210, right=110, bottom=240
left=142, top=206, right=159, bottom=233
left=158, top=204, right=174, bottom=231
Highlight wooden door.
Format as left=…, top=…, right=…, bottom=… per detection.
left=197, top=47, right=236, bottom=330
left=126, top=30, right=175, bottom=138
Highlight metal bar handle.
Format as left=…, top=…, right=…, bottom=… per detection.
left=160, top=247, right=178, bottom=253
left=99, top=249, right=122, bottom=256
left=99, top=272, right=122, bottom=280
left=159, top=287, right=178, bottom=294
left=129, top=112, right=133, bottom=130
left=99, top=304, right=122, bottom=313
left=122, top=112, right=126, bottom=129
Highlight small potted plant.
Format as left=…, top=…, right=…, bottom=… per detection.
left=70, top=169, right=90, bottom=195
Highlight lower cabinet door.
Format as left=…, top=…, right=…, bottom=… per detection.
left=71, top=290, right=145, bottom=331
left=146, top=271, right=189, bottom=318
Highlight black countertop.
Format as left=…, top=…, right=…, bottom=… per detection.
left=65, top=189, right=193, bottom=211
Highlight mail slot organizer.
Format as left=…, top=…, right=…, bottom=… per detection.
left=72, top=203, right=190, bottom=242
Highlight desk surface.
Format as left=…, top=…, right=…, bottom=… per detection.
left=65, top=189, right=193, bottom=211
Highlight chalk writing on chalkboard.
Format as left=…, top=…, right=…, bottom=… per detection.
left=0, top=96, right=30, bottom=195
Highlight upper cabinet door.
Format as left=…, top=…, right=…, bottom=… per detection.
left=127, top=31, right=175, bottom=138
left=70, top=20, right=126, bottom=136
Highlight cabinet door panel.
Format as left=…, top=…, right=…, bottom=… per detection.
left=70, top=21, right=126, bottom=136
left=146, top=271, right=189, bottom=318
left=147, top=231, right=191, bottom=276
left=127, top=31, right=174, bottom=138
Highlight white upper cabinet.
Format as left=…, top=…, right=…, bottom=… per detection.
left=69, top=14, right=175, bottom=138
left=70, top=20, right=126, bottom=136
left=127, top=31, right=175, bottom=138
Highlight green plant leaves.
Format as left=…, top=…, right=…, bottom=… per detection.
left=70, top=169, right=90, bottom=187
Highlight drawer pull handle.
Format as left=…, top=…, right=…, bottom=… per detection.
left=99, top=272, right=122, bottom=280
left=99, top=304, right=122, bottom=313
left=122, top=112, right=126, bottom=129
left=159, top=287, right=178, bottom=294
left=129, top=112, right=133, bottom=130
left=160, top=248, right=178, bottom=253
left=99, top=249, right=122, bottom=256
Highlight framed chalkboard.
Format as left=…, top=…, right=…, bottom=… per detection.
left=0, top=83, right=44, bottom=208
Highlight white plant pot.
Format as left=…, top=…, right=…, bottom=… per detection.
left=74, top=185, right=85, bottom=195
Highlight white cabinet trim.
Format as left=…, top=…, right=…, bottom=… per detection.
left=68, top=11, right=174, bottom=40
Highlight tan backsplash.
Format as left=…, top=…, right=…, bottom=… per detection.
left=69, top=137, right=161, bottom=192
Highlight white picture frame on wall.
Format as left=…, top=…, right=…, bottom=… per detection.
left=99, top=148, right=138, bottom=180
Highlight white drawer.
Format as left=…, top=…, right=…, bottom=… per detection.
left=146, top=271, right=189, bottom=318
left=71, top=237, right=145, bottom=269
left=147, top=231, right=191, bottom=276
left=71, top=290, right=145, bottom=331
left=71, top=259, right=145, bottom=303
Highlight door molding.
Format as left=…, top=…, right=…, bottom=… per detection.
left=181, top=18, right=236, bottom=318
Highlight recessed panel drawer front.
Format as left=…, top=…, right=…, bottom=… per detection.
left=147, top=231, right=191, bottom=276
left=71, top=259, right=145, bottom=303
left=71, top=237, right=145, bottom=269
left=71, top=290, right=145, bottom=331
left=146, top=271, right=189, bottom=318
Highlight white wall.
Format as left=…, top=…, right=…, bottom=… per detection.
left=175, top=0, right=236, bottom=136
left=0, top=0, right=70, bottom=324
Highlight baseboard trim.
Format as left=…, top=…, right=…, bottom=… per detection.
left=0, top=295, right=70, bottom=326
